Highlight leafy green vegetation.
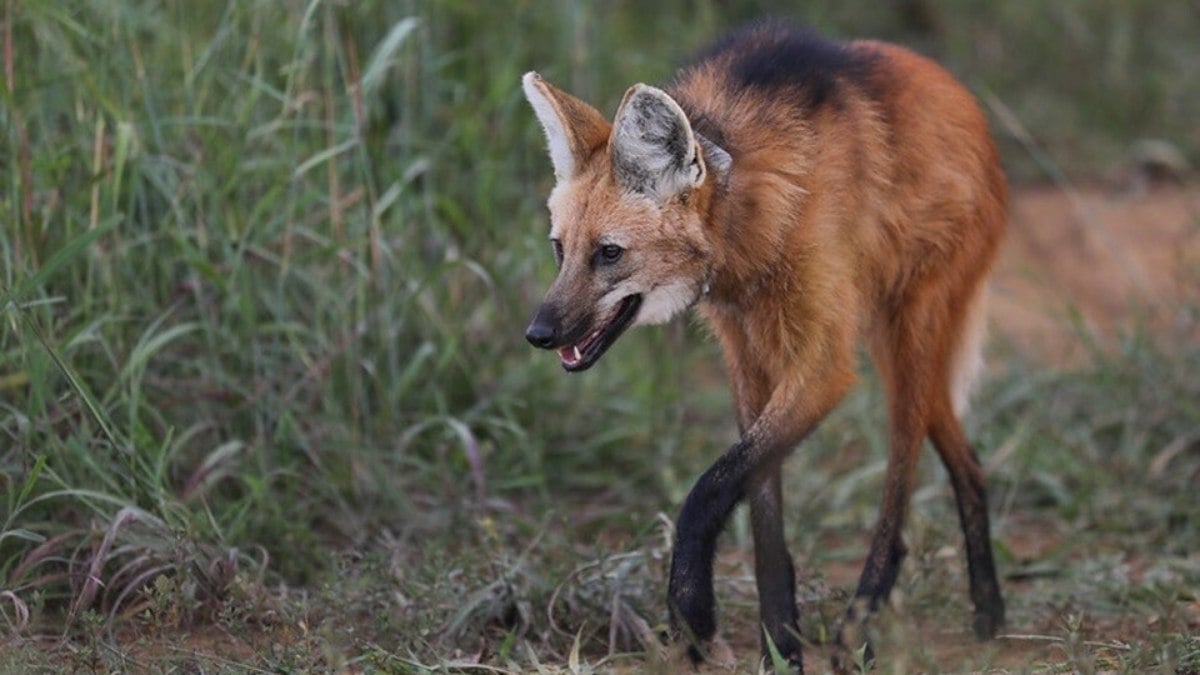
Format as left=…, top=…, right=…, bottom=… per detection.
left=2, top=1, right=1197, bottom=672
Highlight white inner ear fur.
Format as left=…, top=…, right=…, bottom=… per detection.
left=612, top=84, right=705, bottom=201
left=523, top=72, right=574, bottom=181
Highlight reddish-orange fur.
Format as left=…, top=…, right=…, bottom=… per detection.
left=523, top=24, right=1007, bottom=672
left=683, top=40, right=1004, bottom=423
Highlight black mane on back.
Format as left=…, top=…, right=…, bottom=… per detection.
left=681, top=20, right=877, bottom=111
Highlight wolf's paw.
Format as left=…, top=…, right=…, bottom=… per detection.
left=669, top=635, right=735, bottom=672
left=972, top=599, right=1006, bottom=641
left=668, top=581, right=717, bottom=661
left=830, top=600, right=875, bottom=674
left=829, top=637, right=874, bottom=675
left=760, top=626, right=804, bottom=674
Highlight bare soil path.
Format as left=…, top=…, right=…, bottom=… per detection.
left=992, top=183, right=1199, bottom=363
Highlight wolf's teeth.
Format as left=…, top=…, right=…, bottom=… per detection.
left=573, top=345, right=582, bottom=362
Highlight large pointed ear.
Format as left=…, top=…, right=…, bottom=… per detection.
left=610, top=84, right=706, bottom=201
left=522, top=72, right=611, bottom=182
left=696, top=132, right=732, bottom=190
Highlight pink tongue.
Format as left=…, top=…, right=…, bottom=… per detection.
left=559, top=344, right=582, bottom=365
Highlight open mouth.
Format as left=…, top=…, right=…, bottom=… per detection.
left=558, top=295, right=642, bottom=372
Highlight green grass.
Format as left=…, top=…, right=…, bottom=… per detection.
left=2, top=1, right=1198, bottom=672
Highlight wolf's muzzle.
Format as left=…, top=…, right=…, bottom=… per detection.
left=525, top=304, right=560, bottom=349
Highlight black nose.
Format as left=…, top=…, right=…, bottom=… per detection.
left=525, top=320, right=557, bottom=349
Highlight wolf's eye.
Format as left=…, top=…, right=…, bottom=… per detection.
left=550, top=239, right=563, bottom=267
left=598, top=244, right=624, bottom=264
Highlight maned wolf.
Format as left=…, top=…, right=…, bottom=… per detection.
left=522, top=21, right=1006, bottom=672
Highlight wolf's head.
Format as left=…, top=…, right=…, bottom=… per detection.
left=522, top=72, right=730, bottom=371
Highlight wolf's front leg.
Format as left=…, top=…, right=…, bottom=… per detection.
left=668, top=369, right=851, bottom=667
left=668, top=447, right=747, bottom=663
left=749, top=468, right=804, bottom=670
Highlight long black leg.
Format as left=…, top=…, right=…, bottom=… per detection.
left=831, top=401, right=924, bottom=672
left=930, top=416, right=1005, bottom=639
left=749, top=465, right=803, bottom=669
left=668, top=445, right=750, bottom=661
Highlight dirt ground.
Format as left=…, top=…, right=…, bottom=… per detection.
left=991, top=182, right=1200, bottom=364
